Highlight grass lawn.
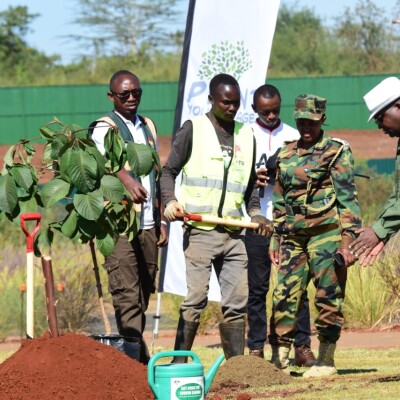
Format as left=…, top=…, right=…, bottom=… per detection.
left=0, top=349, right=16, bottom=364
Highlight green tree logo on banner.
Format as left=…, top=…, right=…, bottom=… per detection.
left=198, top=40, right=253, bottom=80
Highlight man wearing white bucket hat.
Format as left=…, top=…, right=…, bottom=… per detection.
left=349, top=77, right=400, bottom=265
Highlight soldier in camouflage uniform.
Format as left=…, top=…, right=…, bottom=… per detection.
left=268, top=94, right=362, bottom=378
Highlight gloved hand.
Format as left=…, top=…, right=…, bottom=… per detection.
left=250, top=214, right=273, bottom=237
left=164, top=200, right=185, bottom=222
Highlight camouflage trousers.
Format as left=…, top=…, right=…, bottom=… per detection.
left=269, top=225, right=347, bottom=344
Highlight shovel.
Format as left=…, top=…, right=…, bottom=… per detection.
left=181, top=212, right=291, bottom=234
left=20, top=213, right=41, bottom=339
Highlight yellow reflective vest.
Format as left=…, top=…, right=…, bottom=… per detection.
left=179, top=116, right=254, bottom=230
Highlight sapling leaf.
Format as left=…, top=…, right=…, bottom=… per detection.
left=126, top=143, right=154, bottom=176
left=68, top=148, right=99, bottom=193
left=41, top=178, right=71, bottom=208
left=3, top=145, right=15, bottom=167
left=0, top=175, right=18, bottom=214
left=39, top=126, right=55, bottom=139
left=61, top=209, right=79, bottom=238
left=100, top=175, right=124, bottom=203
left=9, top=165, right=34, bottom=191
left=96, top=233, right=115, bottom=256
left=73, top=192, right=104, bottom=221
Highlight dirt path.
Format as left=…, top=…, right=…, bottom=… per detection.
left=142, top=328, right=400, bottom=351
left=2, top=328, right=398, bottom=357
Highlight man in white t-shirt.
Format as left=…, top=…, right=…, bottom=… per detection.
left=246, top=84, right=315, bottom=367
left=90, top=70, right=168, bottom=364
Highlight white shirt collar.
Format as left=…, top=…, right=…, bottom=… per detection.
left=113, top=110, right=142, bottom=129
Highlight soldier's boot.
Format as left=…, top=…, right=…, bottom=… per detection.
left=172, top=318, right=200, bottom=363
left=219, top=320, right=245, bottom=360
left=294, top=343, right=317, bottom=367
left=303, top=341, right=337, bottom=378
left=270, top=343, right=291, bottom=370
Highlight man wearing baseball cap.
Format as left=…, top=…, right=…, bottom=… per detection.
left=268, top=94, right=361, bottom=378
left=349, top=77, right=400, bottom=265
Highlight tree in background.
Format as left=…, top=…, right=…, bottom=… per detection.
left=71, top=0, right=184, bottom=59
left=268, top=4, right=327, bottom=77
left=0, top=6, right=60, bottom=84
left=332, top=0, right=399, bottom=74
left=269, top=0, right=400, bottom=77
left=2, top=0, right=400, bottom=85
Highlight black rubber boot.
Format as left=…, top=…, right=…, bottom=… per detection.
left=219, top=320, right=245, bottom=360
left=172, top=318, right=200, bottom=363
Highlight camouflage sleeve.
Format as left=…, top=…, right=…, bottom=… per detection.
left=371, top=139, right=400, bottom=242
left=271, top=163, right=286, bottom=251
left=331, top=146, right=362, bottom=248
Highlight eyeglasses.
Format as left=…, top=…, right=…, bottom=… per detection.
left=111, top=89, right=143, bottom=101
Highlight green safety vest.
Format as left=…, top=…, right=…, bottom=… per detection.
left=179, top=116, right=254, bottom=230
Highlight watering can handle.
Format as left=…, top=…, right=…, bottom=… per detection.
left=147, top=350, right=201, bottom=396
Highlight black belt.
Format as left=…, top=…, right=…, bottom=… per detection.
left=286, top=199, right=331, bottom=216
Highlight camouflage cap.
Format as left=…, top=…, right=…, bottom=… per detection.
left=293, top=94, right=326, bottom=121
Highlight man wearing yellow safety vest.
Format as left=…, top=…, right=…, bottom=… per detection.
left=161, top=73, right=272, bottom=362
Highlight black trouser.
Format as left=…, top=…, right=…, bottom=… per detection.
left=103, top=228, right=158, bottom=339
left=245, top=230, right=312, bottom=350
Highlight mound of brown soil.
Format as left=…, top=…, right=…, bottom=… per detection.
left=209, top=355, right=291, bottom=396
left=0, top=333, right=153, bottom=400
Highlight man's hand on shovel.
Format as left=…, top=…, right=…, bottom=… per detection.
left=164, top=200, right=185, bottom=222
left=175, top=211, right=275, bottom=237
left=249, top=214, right=273, bottom=237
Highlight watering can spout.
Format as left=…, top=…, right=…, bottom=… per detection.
left=204, top=354, right=225, bottom=394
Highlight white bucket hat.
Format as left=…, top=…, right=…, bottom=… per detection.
left=364, top=77, right=400, bottom=121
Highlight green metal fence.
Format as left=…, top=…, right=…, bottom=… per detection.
left=0, top=74, right=397, bottom=144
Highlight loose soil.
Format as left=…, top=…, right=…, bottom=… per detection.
left=0, top=334, right=291, bottom=400
left=0, top=333, right=153, bottom=400
left=208, top=355, right=291, bottom=398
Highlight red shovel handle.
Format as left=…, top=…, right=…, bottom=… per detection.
left=20, top=213, right=41, bottom=252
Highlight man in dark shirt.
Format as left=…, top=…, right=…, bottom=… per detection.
left=161, top=73, right=270, bottom=361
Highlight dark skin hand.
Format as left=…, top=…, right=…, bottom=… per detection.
left=256, top=168, right=271, bottom=186
left=117, top=169, right=148, bottom=204
left=157, top=224, right=168, bottom=247
left=348, top=226, right=381, bottom=261
left=269, top=248, right=279, bottom=268
left=336, top=248, right=356, bottom=268
left=270, top=247, right=356, bottom=269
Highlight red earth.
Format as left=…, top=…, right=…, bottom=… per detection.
left=0, top=332, right=153, bottom=400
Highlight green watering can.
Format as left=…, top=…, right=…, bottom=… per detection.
left=148, top=350, right=225, bottom=400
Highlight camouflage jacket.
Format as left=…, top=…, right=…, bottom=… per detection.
left=271, top=131, right=362, bottom=250
left=371, top=137, right=400, bottom=242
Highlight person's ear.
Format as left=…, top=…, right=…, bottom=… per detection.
left=251, top=104, right=256, bottom=113
left=107, top=92, right=115, bottom=103
left=208, top=94, right=213, bottom=104
left=321, top=114, right=327, bottom=124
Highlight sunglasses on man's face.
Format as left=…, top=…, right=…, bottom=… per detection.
left=111, top=89, right=143, bottom=101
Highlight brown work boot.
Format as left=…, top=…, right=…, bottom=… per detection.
left=294, top=343, right=317, bottom=367
left=249, top=348, right=264, bottom=358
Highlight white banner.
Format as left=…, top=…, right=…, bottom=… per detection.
left=160, top=0, right=280, bottom=302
